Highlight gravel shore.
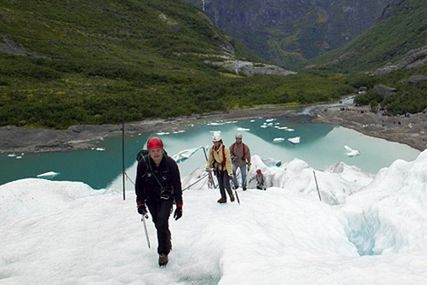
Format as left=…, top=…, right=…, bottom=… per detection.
left=312, top=106, right=427, bottom=151
left=0, top=106, right=297, bottom=154
left=1, top=102, right=425, bottom=154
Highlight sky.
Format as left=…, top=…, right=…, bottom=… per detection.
left=1, top=150, right=427, bottom=285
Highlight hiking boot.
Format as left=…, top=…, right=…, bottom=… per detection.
left=243, top=187, right=247, bottom=191
left=229, top=193, right=235, bottom=202
left=217, top=197, right=226, bottom=203
left=159, top=254, right=168, bottom=266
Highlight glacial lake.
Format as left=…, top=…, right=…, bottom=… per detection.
left=0, top=118, right=420, bottom=189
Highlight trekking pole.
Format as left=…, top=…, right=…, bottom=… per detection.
left=141, top=214, right=151, bottom=248
left=313, top=170, right=322, bottom=201
left=230, top=178, right=240, bottom=204
left=202, top=146, right=217, bottom=189
left=121, top=119, right=125, bottom=200
left=234, top=188, right=240, bottom=204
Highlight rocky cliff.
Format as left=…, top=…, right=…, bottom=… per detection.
left=185, top=0, right=394, bottom=68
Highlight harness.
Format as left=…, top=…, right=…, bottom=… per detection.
left=231, top=142, right=246, bottom=160
left=141, top=155, right=174, bottom=199
left=211, top=144, right=226, bottom=169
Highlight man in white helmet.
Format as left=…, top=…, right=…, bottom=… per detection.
left=207, top=132, right=235, bottom=203
left=230, top=132, right=251, bottom=190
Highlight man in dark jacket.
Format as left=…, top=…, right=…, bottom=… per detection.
left=135, top=137, right=183, bottom=266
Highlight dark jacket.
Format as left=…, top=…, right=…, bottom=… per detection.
left=135, top=154, right=183, bottom=207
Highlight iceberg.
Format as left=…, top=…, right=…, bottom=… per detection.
left=288, top=136, right=301, bottom=144
left=273, top=137, right=285, bottom=142
left=345, top=145, right=360, bottom=157
left=155, top=131, right=170, bottom=135
left=36, top=171, right=59, bottom=178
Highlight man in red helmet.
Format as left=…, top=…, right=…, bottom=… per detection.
left=135, top=137, right=183, bottom=266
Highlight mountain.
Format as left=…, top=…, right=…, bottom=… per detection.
left=312, top=0, right=427, bottom=72
left=185, top=0, right=394, bottom=68
left=0, top=0, right=351, bottom=128
left=309, top=0, right=427, bottom=115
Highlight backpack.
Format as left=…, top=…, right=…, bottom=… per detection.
left=231, top=142, right=247, bottom=160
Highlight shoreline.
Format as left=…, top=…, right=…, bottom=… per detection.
left=0, top=105, right=298, bottom=154
left=1, top=103, right=426, bottom=154
left=312, top=106, right=427, bottom=151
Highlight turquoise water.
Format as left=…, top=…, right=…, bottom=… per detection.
left=0, top=118, right=420, bottom=189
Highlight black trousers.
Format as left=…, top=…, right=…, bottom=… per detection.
left=147, top=199, right=173, bottom=255
left=216, top=170, right=232, bottom=200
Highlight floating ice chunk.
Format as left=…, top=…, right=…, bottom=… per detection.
left=7, top=153, right=16, bottom=158
left=273, top=138, right=285, bottom=142
left=156, top=131, right=170, bottom=135
left=344, top=145, right=360, bottom=157
left=37, top=171, right=59, bottom=178
left=286, top=128, right=295, bottom=132
left=266, top=118, right=276, bottom=122
left=237, top=127, right=250, bottom=131
left=275, top=126, right=289, bottom=130
left=250, top=119, right=256, bottom=122
left=173, top=130, right=185, bottom=134
left=288, top=137, right=301, bottom=144
left=172, top=147, right=202, bottom=163
left=207, top=122, right=225, bottom=126
left=95, top=148, right=105, bottom=151
left=260, top=125, right=268, bottom=128
left=16, top=156, right=22, bottom=159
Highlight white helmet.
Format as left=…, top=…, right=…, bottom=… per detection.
left=212, top=131, right=222, bottom=142
left=235, top=132, right=243, bottom=139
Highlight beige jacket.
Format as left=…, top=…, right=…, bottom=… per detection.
left=207, top=143, right=233, bottom=176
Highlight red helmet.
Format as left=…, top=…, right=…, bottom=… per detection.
left=147, top=137, right=164, bottom=150
left=256, top=169, right=262, bottom=174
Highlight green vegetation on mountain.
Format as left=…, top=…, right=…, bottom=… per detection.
left=350, top=64, right=427, bottom=115
left=313, top=0, right=427, bottom=72
left=311, top=0, right=427, bottom=115
left=0, top=0, right=351, bottom=128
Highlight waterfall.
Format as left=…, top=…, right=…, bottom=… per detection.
left=202, top=0, right=206, bottom=12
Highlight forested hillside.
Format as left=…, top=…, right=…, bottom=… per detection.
left=0, top=0, right=351, bottom=128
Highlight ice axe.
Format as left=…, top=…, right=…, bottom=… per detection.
left=141, top=214, right=151, bottom=248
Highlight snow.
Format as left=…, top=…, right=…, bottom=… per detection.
left=171, top=147, right=204, bottom=163
left=1, top=151, right=427, bottom=284
left=273, top=137, right=285, bottom=142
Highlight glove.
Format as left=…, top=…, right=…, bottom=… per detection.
left=247, top=163, right=251, bottom=171
left=173, top=207, right=183, bottom=220
left=137, top=204, right=148, bottom=216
